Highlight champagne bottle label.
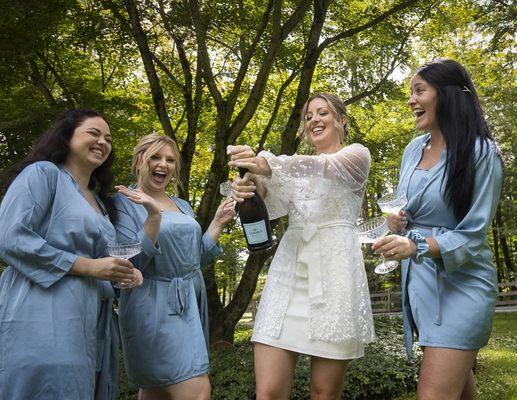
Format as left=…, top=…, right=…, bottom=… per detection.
left=242, top=220, right=269, bottom=244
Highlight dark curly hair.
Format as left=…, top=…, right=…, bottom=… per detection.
left=3, top=108, right=117, bottom=222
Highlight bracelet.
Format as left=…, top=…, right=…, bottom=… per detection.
left=405, top=229, right=429, bottom=264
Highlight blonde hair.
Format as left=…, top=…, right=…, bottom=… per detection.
left=300, top=93, right=349, bottom=145
left=131, top=133, right=182, bottom=194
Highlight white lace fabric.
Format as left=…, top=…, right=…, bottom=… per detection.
left=252, top=144, right=376, bottom=343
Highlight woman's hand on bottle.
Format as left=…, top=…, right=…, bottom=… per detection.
left=227, top=145, right=271, bottom=176
left=387, top=210, right=407, bottom=233
left=371, top=235, right=416, bottom=261
left=115, top=185, right=161, bottom=217
left=231, top=173, right=257, bottom=202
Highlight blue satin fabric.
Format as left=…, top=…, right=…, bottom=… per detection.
left=0, top=162, right=119, bottom=399
left=397, top=134, right=503, bottom=360
left=113, top=194, right=222, bottom=388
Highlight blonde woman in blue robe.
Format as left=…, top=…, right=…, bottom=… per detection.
left=114, top=133, right=235, bottom=400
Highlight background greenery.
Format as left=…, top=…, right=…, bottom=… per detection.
left=0, top=0, right=515, bottom=398
left=118, top=313, right=517, bottom=399
left=0, top=0, right=514, bottom=341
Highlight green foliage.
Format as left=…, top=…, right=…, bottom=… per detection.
left=0, top=0, right=514, bottom=346
left=476, top=313, right=517, bottom=400
left=208, top=316, right=420, bottom=399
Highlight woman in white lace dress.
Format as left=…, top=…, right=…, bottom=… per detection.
left=228, top=93, right=375, bottom=399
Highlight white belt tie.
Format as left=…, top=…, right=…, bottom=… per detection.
left=289, top=220, right=354, bottom=306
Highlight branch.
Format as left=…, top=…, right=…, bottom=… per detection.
left=123, top=0, right=176, bottom=141
left=257, top=67, right=299, bottom=152
left=150, top=51, right=183, bottom=90
left=186, top=0, right=224, bottom=110
left=344, top=41, right=407, bottom=105
left=280, top=0, right=313, bottom=39
left=226, top=0, right=312, bottom=145
left=104, top=49, right=131, bottom=91
left=171, top=107, right=186, bottom=137
left=206, top=33, right=242, bottom=61
left=36, top=51, right=75, bottom=107
left=29, top=59, right=57, bottom=106
left=280, top=0, right=332, bottom=154
left=225, top=0, right=275, bottom=112
left=345, top=1, right=438, bottom=106
left=317, top=0, right=421, bottom=54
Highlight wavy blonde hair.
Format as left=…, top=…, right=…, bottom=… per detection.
left=131, top=133, right=182, bottom=194
left=300, top=93, right=349, bottom=145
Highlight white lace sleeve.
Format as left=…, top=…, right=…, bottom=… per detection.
left=254, top=155, right=293, bottom=220
left=258, top=143, right=370, bottom=196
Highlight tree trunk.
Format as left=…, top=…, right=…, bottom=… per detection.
left=495, top=205, right=514, bottom=278
left=209, top=248, right=275, bottom=344
left=124, top=0, right=176, bottom=141
left=281, top=0, right=331, bottom=155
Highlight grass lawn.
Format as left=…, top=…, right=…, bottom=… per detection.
left=395, top=312, right=517, bottom=400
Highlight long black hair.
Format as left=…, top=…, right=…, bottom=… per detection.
left=3, top=108, right=117, bottom=222
left=415, top=59, right=496, bottom=220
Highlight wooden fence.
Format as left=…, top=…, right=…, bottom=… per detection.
left=244, top=281, right=517, bottom=321
left=370, top=281, right=517, bottom=314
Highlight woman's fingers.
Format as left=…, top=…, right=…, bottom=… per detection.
left=227, top=145, right=255, bottom=161
left=386, top=212, right=407, bottom=232
left=232, top=180, right=255, bottom=192
left=372, top=235, right=416, bottom=260
left=228, top=159, right=258, bottom=171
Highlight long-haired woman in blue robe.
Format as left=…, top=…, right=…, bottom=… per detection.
left=0, top=109, right=143, bottom=399
left=373, top=59, right=504, bottom=399
left=113, top=133, right=235, bottom=400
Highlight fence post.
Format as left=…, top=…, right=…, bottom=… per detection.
left=387, top=288, right=392, bottom=313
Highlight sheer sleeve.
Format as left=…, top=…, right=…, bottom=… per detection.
left=258, top=143, right=370, bottom=196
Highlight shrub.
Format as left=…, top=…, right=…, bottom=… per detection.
left=210, top=316, right=421, bottom=399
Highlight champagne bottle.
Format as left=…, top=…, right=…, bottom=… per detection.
left=236, top=168, right=274, bottom=251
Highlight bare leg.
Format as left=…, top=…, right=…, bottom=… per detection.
left=254, top=342, right=299, bottom=400
left=418, top=347, right=477, bottom=400
left=309, top=356, right=348, bottom=400
left=141, top=375, right=211, bottom=400
left=460, top=370, right=477, bottom=400
left=140, top=387, right=169, bottom=400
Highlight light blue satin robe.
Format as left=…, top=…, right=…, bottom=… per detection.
left=0, top=161, right=119, bottom=399
left=398, top=134, right=503, bottom=360
left=113, top=194, right=222, bottom=388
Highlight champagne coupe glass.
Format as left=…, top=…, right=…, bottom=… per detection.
left=219, top=181, right=233, bottom=197
left=107, top=241, right=142, bottom=289
left=377, top=192, right=407, bottom=233
left=354, top=216, right=399, bottom=274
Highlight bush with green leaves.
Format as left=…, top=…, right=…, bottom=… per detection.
left=210, top=316, right=421, bottom=399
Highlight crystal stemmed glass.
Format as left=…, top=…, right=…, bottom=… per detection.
left=107, top=241, right=142, bottom=289
left=354, top=216, right=399, bottom=274
left=377, top=192, right=407, bottom=218
left=219, top=181, right=233, bottom=197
